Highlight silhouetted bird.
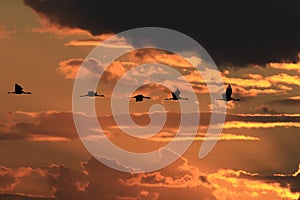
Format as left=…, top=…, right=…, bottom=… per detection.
left=165, top=88, right=188, bottom=100
left=7, top=83, right=31, bottom=94
left=131, top=94, right=151, bottom=102
left=80, top=90, right=105, bottom=97
left=219, top=84, right=240, bottom=101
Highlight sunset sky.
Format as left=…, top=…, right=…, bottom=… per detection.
left=0, top=0, right=299, bottom=199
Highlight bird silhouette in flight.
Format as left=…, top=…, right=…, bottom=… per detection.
left=131, top=94, right=151, bottom=102
left=7, top=83, right=31, bottom=94
left=218, top=84, right=240, bottom=101
left=165, top=88, right=188, bottom=100
left=80, top=90, right=105, bottom=97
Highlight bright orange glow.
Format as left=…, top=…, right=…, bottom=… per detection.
left=268, top=62, right=300, bottom=73
left=31, top=16, right=92, bottom=36
left=208, top=169, right=300, bottom=200
left=64, top=34, right=114, bottom=46
left=225, top=121, right=300, bottom=129
left=65, top=34, right=133, bottom=49
left=182, top=70, right=205, bottom=83
left=154, top=53, right=191, bottom=68
left=267, top=73, right=300, bottom=86
left=29, top=136, right=69, bottom=142
left=223, top=76, right=272, bottom=88
left=147, top=133, right=260, bottom=142
left=57, top=58, right=83, bottom=79
left=233, top=85, right=282, bottom=97
left=289, top=96, right=300, bottom=100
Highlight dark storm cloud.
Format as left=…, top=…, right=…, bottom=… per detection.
left=24, top=0, right=300, bottom=66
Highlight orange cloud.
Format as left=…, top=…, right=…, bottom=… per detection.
left=123, top=156, right=210, bottom=189
left=0, top=111, right=79, bottom=141
left=234, top=113, right=300, bottom=117
left=29, top=135, right=69, bottom=142
left=15, top=110, right=60, bottom=118
left=0, top=163, right=89, bottom=198
left=181, top=70, right=205, bottom=83
left=123, top=49, right=197, bottom=68
left=224, top=121, right=300, bottom=129
left=289, top=96, right=300, bottom=100
left=223, top=76, right=272, bottom=88
left=65, top=39, right=105, bottom=46
left=57, top=58, right=126, bottom=81
left=218, top=77, right=282, bottom=97
left=124, top=155, right=300, bottom=200
left=65, top=34, right=133, bottom=49
left=105, top=61, right=126, bottom=78
left=268, top=61, right=300, bottom=73
left=232, top=85, right=283, bottom=97
left=0, top=26, right=16, bottom=39
left=208, top=168, right=300, bottom=200
left=64, top=34, right=114, bottom=46
left=30, top=16, right=91, bottom=37
left=266, top=73, right=300, bottom=86
left=0, top=166, right=34, bottom=192
left=30, top=15, right=133, bottom=49
left=154, top=53, right=191, bottom=68
left=0, top=155, right=299, bottom=200
left=57, top=58, right=83, bottom=79
left=221, top=71, right=300, bottom=97
left=147, top=133, right=260, bottom=142
left=137, top=190, right=159, bottom=200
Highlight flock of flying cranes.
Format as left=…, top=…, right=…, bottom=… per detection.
left=7, top=83, right=241, bottom=102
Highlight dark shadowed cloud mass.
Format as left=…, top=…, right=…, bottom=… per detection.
left=24, top=0, right=300, bottom=66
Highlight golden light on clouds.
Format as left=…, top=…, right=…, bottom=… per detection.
left=289, top=96, right=300, bottom=100
left=268, top=61, right=300, bottom=73
left=208, top=169, right=300, bottom=200
left=233, top=85, right=281, bottom=97
left=65, top=34, right=133, bottom=49
left=64, top=34, right=114, bottom=46
left=182, top=70, right=205, bottom=83
left=57, top=58, right=83, bottom=79
left=31, top=16, right=92, bottom=36
left=267, top=73, right=300, bottom=86
left=224, top=121, right=300, bottom=129
left=222, top=70, right=300, bottom=97
left=153, top=53, right=191, bottom=68
left=29, top=136, right=69, bottom=142
left=147, top=133, right=260, bottom=142
left=223, top=76, right=272, bottom=88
